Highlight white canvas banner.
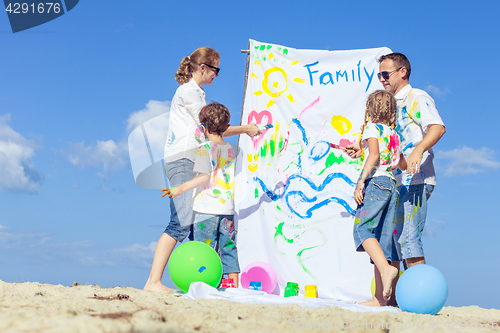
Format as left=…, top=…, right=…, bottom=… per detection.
left=235, top=39, right=392, bottom=301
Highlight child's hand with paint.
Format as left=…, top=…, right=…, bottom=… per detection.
left=345, top=143, right=362, bottom=159
left=353, top=181, right=365, bottom=205
left=161, top=187, right=181, bottom=199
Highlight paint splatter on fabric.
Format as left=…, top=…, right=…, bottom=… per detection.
left=192, top=142, right=235, bottom=215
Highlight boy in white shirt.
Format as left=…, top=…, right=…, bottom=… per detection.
left=162, top=102, right=240, bottom=287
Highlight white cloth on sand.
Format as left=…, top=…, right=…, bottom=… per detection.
left=182, top=282, right=399, bottom=313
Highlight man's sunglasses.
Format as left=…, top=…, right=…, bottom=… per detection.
left=202, top=63, right=220, bottom=75
left=377, top=67, right=403, bottom=80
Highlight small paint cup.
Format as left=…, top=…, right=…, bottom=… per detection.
left=284, top=282, right=299, bottom=297
left=249, top=281, right=262, bottom=291
left=220, top=278, right=235, bottom=288
left=304, top=285, right=317, bottom=298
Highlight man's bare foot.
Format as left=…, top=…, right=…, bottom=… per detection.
left=359, top=297, right=386, bottom=307
left=143, top=281, right=174, bottom=292
left=386, top=297, right=398, bottom=307
left=381, top=266, right=399, bottom=301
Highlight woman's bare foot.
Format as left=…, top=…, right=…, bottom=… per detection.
left=380, top=265, right=399, bottom=301
left=143, top=281, right=174, bottom=292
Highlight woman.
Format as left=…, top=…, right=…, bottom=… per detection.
left=144, top=47, right=260, bottom=292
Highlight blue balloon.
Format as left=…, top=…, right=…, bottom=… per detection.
left=396, top=264, right=448, bottom=315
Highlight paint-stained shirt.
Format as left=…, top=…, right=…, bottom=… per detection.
left=192, top=141, right=235, bottom=215
left=393, top=84, right=445, bottom=186
left=361, top=122, right=401, bottom=180
left=164, top=79, right=207, bottom=163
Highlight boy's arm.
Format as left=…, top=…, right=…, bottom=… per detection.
left=223, top=124, right=262, bottom=138
left=354, top=138, right=379, bottom=205
left=161, top=173, right=210, bottom=198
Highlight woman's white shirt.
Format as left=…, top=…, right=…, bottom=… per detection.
left=164, top=79, right=206, bottom=163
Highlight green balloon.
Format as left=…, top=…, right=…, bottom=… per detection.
left=168, top=241, right=223, bottom=292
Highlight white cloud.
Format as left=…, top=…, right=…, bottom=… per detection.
left=64, top=100, right=170, bottom=179
left=116, top=23, right=134, bottom=33
left=423, top=218, right=447, bottom=236
left=126, top=100, right=170, bottom=132
left=96, top=171, right=124, bottom=192
left=436, top=146, right=500, bottom=177
left=0, top=114, right=43, bottom=193
left=114, top=242, right=156, bottom=254
left=111, top=242, right=157, bottom=268
left=425, top=85, right=451, bottom=98
left=66, top=139, right=129, bottom=173
left=0, top=226, right=155, bottom=268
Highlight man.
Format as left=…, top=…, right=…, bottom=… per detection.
left=377, top=53, right=445, bottom=269
left=347, top=53, right=445, bottom=306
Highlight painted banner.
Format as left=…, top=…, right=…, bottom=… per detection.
left=235, top=40, right=392, bottom=301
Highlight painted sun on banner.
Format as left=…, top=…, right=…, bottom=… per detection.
left=235, top=39, right=392, bottom=301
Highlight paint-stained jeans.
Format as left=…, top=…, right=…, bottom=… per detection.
left=394, top=184, right=434, bottom=260
left=163, top=159, right=196, bottom=242
left=194, top=213, right=240, bottom=274
left=353, top=176, right=399, bottom=263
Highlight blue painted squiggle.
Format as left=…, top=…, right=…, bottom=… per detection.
left=310, top=141, right=330, bottom=161
left=292, top=118, right=308, bottom=145
left=283, top=173, right=356, bottom=194
left=285, top=190, right=355, bottom=217
left=402, top=142, right=414, bottom=152
left=254, top=177, right=281, bottom=201
left=254, top=173, right=356, bottom=218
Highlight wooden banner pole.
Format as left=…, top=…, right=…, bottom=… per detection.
left=237, top=40, right=251, bottom=150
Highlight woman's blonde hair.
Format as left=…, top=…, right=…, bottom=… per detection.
left=359, top=90, right=398, bottom=147
left=175, top=47, right=220, bottom=85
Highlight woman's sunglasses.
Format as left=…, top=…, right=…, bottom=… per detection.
left=202, top=63, right=220, bottom=75
left=377, top=67, right=403, bottom=80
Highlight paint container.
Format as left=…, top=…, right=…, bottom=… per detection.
left=305, top=285, right=318, bottom=298
left=249, top=281, right=262, bottom=291
left=220, top=278, right=235, bottom=288
left=284, top=282, right=299, bottom=297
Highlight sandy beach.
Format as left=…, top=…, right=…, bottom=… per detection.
left=0, top=280, right=498, bottom=333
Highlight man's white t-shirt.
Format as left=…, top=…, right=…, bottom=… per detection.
left=393, top=84, right=445, bottom=187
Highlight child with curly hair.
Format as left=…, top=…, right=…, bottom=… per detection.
left=162, top=102, right=240, bottom=287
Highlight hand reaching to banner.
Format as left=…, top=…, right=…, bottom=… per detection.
left=223, top=123, right=262, bottom=138
left=246, top=123, right=262, bottom=137
left=345, top=143, right=362, bottom=159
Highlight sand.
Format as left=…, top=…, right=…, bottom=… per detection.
left=0, top=280, right=498, bottom=332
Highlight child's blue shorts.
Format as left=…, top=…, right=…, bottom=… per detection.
left=353, top=176, right=399, bottom=263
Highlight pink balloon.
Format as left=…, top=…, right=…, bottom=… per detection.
left=240, top=261, right=277, bottom=294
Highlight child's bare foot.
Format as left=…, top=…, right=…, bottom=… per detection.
left=143, top=281, right=174, bottom=292
left=381, top=266, right=399, bottom=301
left=359, top=297, right=386, bottom=307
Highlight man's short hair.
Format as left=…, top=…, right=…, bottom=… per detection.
left=378, top=52, right=411, bottom=80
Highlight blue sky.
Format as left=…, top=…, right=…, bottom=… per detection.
left=1, top=1, right=499, bottom=309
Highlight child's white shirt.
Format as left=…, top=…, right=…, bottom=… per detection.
left=361, top=122, right=401, bottom=180
left=192, top=141, right=235, bottom=215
